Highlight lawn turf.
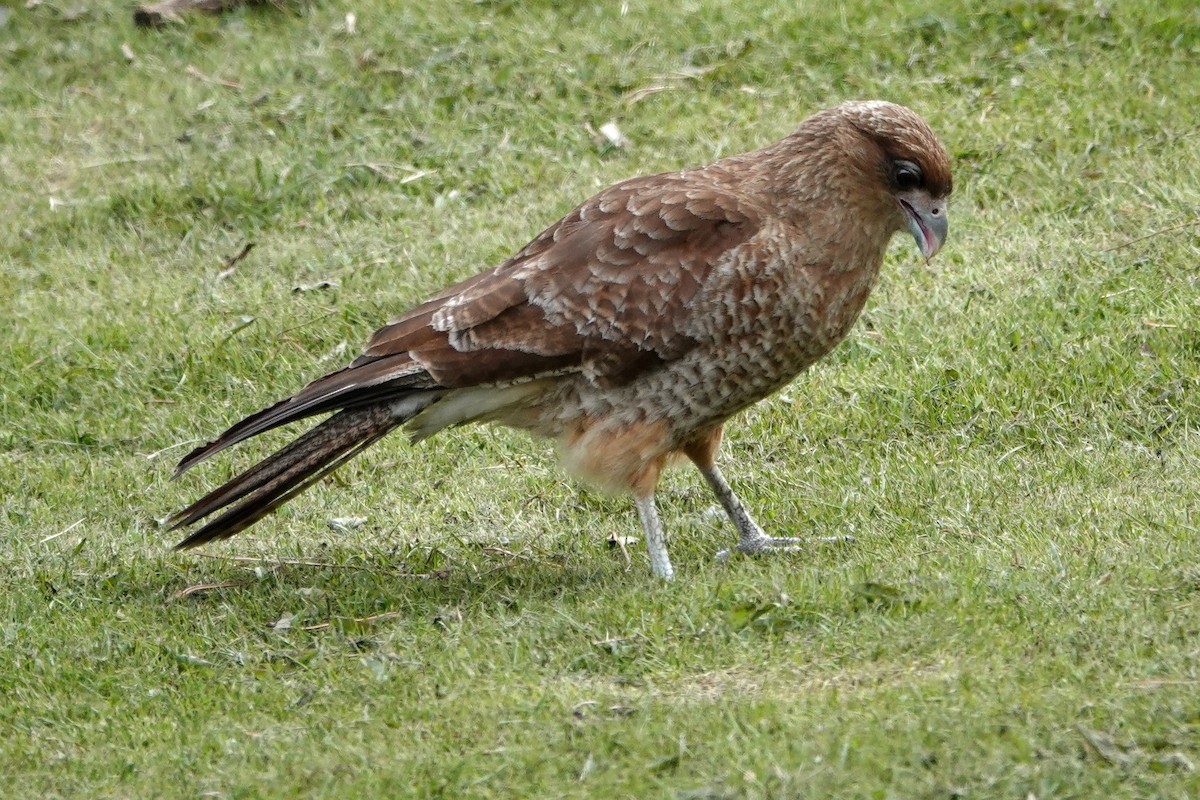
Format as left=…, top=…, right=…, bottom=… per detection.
left=2, top=1, right=1200, bottom=797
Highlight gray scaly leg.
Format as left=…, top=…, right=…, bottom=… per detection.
left=635, top=493, right=674, bottom=581
left=696, top=463, right=850, bottom=561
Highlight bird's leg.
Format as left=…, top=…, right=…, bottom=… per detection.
left=695, top=461, right=808, bottom=556
left=634, top=493, right=674, bottom=581
left=697, top=463, right=854, bottom=558
left=683, top=427, right=794, bottom=553
left=683, top=426, right=849, bottom=562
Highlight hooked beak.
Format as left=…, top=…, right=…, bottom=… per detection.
left=898, top=192, right=948, bottom=261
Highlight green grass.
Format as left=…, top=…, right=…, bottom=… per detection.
left=3, top=0, right=1200, bottom=796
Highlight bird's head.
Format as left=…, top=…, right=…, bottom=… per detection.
left=806, top=101, right=953, bottom=262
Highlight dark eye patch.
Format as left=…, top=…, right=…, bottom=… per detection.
left=893, top=159, right=922, bottom=191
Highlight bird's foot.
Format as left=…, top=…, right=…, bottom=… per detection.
left=715, top=533, right=855, bottom=562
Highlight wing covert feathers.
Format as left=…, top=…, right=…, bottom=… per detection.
left=356, top=173, right=760, bottom=390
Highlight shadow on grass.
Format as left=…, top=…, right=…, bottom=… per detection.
left=155, top=541, right=619, bottom=628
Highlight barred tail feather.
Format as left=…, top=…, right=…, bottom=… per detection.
left=171, top=405, right=402, bottom=549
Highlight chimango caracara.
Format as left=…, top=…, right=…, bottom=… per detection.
left=170, top=100, right=951, bottom=580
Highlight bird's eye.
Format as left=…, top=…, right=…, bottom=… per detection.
left=893, top=160, right=922, bottom=191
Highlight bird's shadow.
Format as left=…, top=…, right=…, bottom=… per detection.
left=152, top=540, right=619, bottom=632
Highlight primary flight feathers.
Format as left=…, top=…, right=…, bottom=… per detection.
left=170, top=100, right=952, bottom=580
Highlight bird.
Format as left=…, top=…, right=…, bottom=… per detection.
left=169, top=100, right=952, bottom=581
